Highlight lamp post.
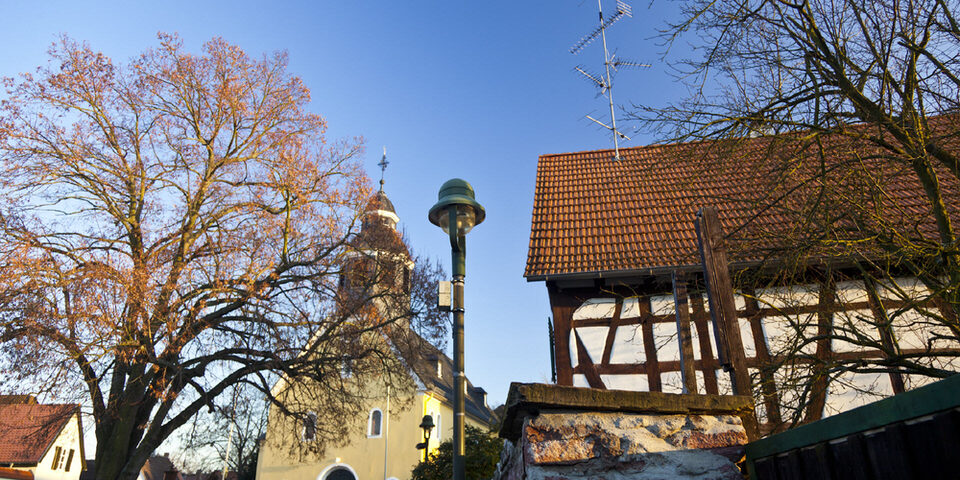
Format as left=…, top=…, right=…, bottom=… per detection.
left=415, top=414, right=435, bottom=462
left=428, top=179, right=485, bottom=480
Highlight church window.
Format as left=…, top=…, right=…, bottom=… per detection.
left=302, top=412, right=317, bottom=441
left=368, top=408, right=383, bottom=437
left=324, top=467, right=357, bottom=480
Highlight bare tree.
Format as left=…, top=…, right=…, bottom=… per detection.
left=175, top=384, right=267, bottom=479
left=0, top=34, right=442, bottom=480
left=633, top=0, right=960, bottom=428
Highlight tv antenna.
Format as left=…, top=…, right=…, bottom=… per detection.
left=571, top=0, right=649, bottom=160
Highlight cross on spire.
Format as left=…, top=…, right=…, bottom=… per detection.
left=378, top=146, right=389, bottom=192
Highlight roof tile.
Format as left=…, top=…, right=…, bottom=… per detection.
left=525, top=127, right=960, bottom=278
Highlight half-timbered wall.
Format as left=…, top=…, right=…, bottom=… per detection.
left=549, top=276, right=960, bottom=430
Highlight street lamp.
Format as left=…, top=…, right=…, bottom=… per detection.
left=428, top=179, right=485, bottom=480
left=415, top=414, right=435, bottom=462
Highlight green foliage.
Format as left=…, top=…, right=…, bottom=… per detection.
left=411, top=425, right=502, bottom=480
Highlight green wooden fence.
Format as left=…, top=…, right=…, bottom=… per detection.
left=744, top=374, right=960, bottom=479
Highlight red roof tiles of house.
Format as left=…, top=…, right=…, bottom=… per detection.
left=0, top=404, right=77, bottom=464
left=525, top=129, right=960, bottom=280
left=140, top=455, right=181, bottom=480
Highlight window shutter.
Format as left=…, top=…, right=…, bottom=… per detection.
left=65, top=449, right=75, bottom=471
left=51, top=446, right=62, bottom=469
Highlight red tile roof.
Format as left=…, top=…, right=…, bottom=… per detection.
left=0, top=404, right=77, bottom=465
left=525, top=129, right=960, bottom=279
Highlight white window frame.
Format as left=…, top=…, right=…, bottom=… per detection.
left=367, top=408, right=383, bottom=438
left=430, top=409, right=441, bottom=441
left=317, top=463, right=359, bottom=480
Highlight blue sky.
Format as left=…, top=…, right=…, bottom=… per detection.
left=0, top=1, right=687, bottom=408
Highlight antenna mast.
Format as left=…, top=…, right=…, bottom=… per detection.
left=571, top=0, right=649, bottom=160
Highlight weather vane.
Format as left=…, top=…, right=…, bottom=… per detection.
left=571, top=0, right=649, bottom=160
left=378, top=146, right=389, bottom=192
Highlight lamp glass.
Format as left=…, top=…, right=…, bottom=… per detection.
left=437, top=205, right=477, bottom=235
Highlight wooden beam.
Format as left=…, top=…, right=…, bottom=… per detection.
left=548, top=286, right=581, bottom=386
left=695, top=206, right=752, bottom=396
left=673, top=271, right=698, bottom=394
left=691, top=292, right=720, bottom=394
left=600, top=299, right=624, bottom=365
left=863, top=277, right=906, bottom=394
left=804, top=275, right=836, bottom=423
left=743, top=289, right=783, bottom=426
left=574, top=330, right=606, bottom=388
left=640, top=296, right=662, bottom=392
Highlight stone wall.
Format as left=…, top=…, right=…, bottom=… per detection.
left=493, top=383, right=755, bottom=480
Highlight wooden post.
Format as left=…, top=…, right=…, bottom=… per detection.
left=863, top=277, right=906, bottom=394
left=548, top=285, right=579, bottom=386
left=695, top=206, right=752, bottom=397
left=672, top=271, right=698, bottom=394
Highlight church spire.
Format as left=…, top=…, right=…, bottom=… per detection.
left=378, top=146, right=389, bottom=193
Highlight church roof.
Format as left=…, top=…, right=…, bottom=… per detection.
left=351, top=191, right=408, bottom=257
left=525, top=123, right=960, bottom=280
left=402, top=333, right=498, bottom=426
left=365, top=191, right=396, bottom=214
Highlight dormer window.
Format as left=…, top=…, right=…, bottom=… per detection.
left=472, top=387, right=488, bottom=408
left=427, top=354, right=442, bottom=379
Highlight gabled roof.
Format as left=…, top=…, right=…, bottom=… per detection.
left=0, top=404, right=77, bottom=465
left=525, top=126, right=960, bottom=280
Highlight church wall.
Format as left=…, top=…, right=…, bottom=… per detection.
left=256, top=386, right=490, bottom=480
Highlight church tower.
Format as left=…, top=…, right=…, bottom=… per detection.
left=338, top=156, right=413, bottom=314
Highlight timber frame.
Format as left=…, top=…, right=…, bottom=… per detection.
left=544, top=265, right=960, bottom=432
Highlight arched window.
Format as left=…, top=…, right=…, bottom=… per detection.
left=322, top=466, right=357, bottom=480
left=302, top=412, right=317, bottom=442
left=367, top=408, right=383, bottom=437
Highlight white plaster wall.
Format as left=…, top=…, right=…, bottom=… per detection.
left=602, top=374, right=648, bottom=391
left=609, top=326, right=644, bottom=363
left=573, top=298, right=616, bottom=320
left=824, top=372, right=893, bottom=415
left=568, top=326, right=608, bottom=366
left=652, top=323, right=680, bottom=362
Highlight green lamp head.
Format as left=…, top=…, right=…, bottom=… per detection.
left=428, top=178, right=486, bottom=235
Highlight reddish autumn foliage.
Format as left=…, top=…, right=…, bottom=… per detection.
left=0, top=35, right=439, bottom=480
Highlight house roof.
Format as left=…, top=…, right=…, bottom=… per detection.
left=401, top=333, right=498, bottom=425
left=525, top=127, right=960, bottom=280
left=140, top=455, right=180, bottom=480
left=0, top=404, right=77, bottom=465
left=0, top=467, right=33, bottom=480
